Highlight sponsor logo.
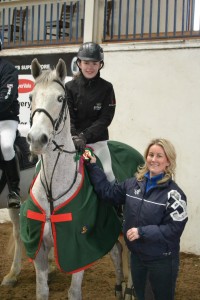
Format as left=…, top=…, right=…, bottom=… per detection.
left=18, top=79, right=34, bottom=93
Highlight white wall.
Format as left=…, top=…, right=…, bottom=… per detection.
left=100, top=41, right=200, bottom=255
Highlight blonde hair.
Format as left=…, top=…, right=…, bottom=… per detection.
left=136, top=138, right=176, bottom=183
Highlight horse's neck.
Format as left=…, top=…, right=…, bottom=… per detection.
left=42, top=135, right=76, bottom=186
left=32, top=128, right=82, bottom=209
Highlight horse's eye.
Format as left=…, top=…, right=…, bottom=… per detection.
left=58, top=95, right=63, bottom=103
left=29, top=94, right=32, bottom=102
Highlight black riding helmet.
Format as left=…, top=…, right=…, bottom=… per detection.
left=76, top=42, right=104, bottom=71
left=77, top=42, right=104, bottom=62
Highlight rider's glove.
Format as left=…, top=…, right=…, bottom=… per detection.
left=72, top=133, right=86, bottom=152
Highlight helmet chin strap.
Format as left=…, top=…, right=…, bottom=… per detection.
left=76, top=59, right=81, bottom=71
left=99, top=61, right=104, bottom=70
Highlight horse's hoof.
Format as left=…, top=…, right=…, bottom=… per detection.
left=1, top=277, right=18, bottom=287
left=48, top=270, right=56, bottom=283
left=115, top=291, right=123, bottom=300
left=123, top=285, right=135, bottom=300
left=115, top=283, right=123, bottom=300
left=68, top=290, right=82, bottom=300
left=1, top=273, right=18, bottom=287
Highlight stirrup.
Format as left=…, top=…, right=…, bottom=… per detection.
left=7, top=192, right=21, bottom=209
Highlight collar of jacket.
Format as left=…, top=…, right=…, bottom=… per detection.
left=144, top=172, right=164, bottom=193
left=78, top=71, right=100, bottom=87
left=137, top=173, right=171, bottom=195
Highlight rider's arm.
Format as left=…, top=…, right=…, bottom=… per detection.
left=0, top=63, right=18, bottom=113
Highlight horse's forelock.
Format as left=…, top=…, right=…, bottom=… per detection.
left=35, top=69, right=62, bottom=86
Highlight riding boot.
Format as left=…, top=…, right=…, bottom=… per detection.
left=4, top=155, right=21, bottom=209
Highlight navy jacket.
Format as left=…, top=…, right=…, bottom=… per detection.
left=0, top=58, right=20, bottom=122
left=65, top=72, right=116, bottom=143
left=87, top=163, right=188, bottom=260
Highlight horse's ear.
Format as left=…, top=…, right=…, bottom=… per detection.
left=31, top=58, right=42, bottom=79
left=56, top=59, right=67, bottom=82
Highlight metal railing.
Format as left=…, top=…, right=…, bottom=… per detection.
left=0, top=0, right=84, bottom=49
left=103, top=0, right=200, bottom=42
left=0, top=0, right=200, bottom=50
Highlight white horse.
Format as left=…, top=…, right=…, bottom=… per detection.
left=21, top=58, right=143, bottom=300
left=0, top=136, right=37, bottom=286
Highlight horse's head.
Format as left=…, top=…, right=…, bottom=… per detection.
left=27, top=58, right=67, bottom=155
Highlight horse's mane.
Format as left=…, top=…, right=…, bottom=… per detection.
left=35, top=68, right=62, bottom=86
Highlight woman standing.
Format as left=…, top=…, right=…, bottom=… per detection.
left=86, top=138, right=188, bottom=300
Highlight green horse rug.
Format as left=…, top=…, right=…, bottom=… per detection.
left=20, top=141, right=144, bottom=273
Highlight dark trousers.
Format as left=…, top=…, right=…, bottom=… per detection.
left=130, top=252, right=179, bottom=300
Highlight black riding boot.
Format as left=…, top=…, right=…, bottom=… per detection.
left=4, top=155, right=21, bottom=209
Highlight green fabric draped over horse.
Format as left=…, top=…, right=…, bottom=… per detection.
left=20, top=140, right=144, bottom=273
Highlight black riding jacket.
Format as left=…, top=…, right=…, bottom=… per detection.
left=65, top=72, right=116, bottom=143
left=0, top=58, right=20, bottom=122
left=87, top=163, right=188, bottom=261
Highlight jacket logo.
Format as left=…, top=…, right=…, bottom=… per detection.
left=81, top=225, right=88, bottom=234
left=167, top=190, right=188, bottom=221
left=94, top=103, right=102, bottom=111
left=5, top=84, right=13, bottom=99
left=134, top=189, right=141, bottom=195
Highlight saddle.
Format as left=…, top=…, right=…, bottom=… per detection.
left=0, top=131, right=38, bottom=194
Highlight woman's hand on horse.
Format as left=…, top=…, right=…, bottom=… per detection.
left=87, top=153, right=96, bottom=164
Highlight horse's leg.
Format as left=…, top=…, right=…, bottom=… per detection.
left=68, top=270, right=84, bottom=300
left=115, top=237, right=135, bottom=300
left=124, top=250, right=136, bottom=300
left=109, top=240, right=125, bottom=300
left=34, top=243, right=51, bottom=300
left=1, top=208, right=22, bottom=286
left=47, top=247, right=56, bottom=283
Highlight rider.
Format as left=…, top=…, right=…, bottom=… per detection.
left=0, top=36, right=21, bottom=208
left=65, top=42, right=116, bottom=182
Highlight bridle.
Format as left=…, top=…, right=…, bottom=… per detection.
left=30, top=79, right=78, bottom=213
left=30, top=79, right=67, bottom=133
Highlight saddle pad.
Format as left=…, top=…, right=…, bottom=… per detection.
left=20, top=140, right=144, bottom=273
left=107, top=140, right=144, bottom=181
